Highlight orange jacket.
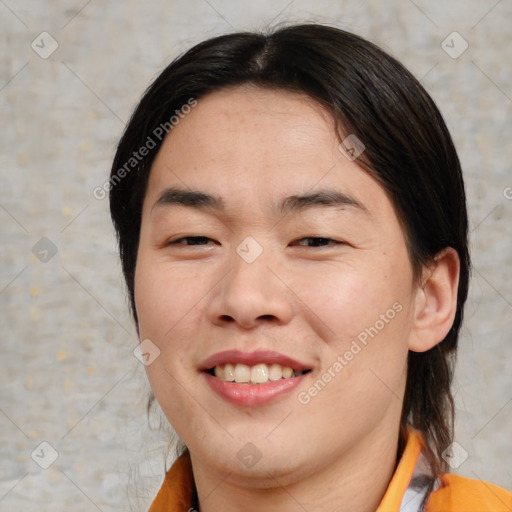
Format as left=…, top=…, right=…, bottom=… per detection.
left=149, top=430, right=511, bottom=511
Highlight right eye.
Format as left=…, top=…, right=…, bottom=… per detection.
left=168, top=236, right=213, bottom=246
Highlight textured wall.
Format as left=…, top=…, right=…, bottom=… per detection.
left=1, top=1, right=511, bottom=510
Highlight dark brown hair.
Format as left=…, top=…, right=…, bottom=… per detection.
left=109, top=23, right=470, bottom=477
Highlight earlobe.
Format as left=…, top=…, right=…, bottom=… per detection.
left=408, top=248, right=460, bottom=353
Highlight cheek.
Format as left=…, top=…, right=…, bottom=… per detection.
left=295, top=255, right=413, bottom=347
left=293, top=252, right=414, bottom=416
left=293, top=270, right=412, bottom=449
left=134, top=255, right=205, bottom=341
left=134, top=258, right=207, bottom=429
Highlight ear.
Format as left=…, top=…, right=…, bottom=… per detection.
left=408, top=248, right=460, bottom=353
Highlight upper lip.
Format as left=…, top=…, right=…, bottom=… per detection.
left=199, top=350, right=311, bottom=371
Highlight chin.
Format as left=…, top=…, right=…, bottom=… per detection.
left=203, top=432, right=310, bottom=481
left=221, top=451, right=309, bottom=489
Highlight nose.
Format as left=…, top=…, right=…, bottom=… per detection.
left=206, top=252, right=294, bottom=329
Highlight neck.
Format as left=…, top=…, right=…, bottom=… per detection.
left=190, top=422, right=401, bottom=512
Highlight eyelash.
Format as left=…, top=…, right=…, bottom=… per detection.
left=170, top=236, right=212, bottom=246
left=168, top=236, right=341, bottom=247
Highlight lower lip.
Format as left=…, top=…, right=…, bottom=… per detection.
left=203, top=372, right=307, bottom=406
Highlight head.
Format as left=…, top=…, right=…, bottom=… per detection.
left=109, top=24, right=469, bottom=480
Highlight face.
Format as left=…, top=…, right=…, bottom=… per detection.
left=134, top=86, right=420, bottom=485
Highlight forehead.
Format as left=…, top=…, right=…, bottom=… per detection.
left=145, top=86, right=393, bottom=220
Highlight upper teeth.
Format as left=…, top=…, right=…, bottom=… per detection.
left=213, top=363, right=305, bottom=384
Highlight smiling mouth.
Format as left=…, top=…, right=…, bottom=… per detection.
left=205, top=363, right=312, bottom=385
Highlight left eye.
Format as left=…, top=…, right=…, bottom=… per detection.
left=292, top=237, right=339, bottom=247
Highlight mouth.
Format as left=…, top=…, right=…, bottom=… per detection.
left=200, top=350, right=313, bottom=406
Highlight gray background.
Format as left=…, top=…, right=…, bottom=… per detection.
left=1, top=0, right=511, bottom=510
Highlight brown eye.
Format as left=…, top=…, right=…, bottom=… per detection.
left=169, top=236, right=212, bottom=245
left=293, top=237, right=339, bottom=247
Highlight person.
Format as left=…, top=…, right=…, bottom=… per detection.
left=109, top=23, right=511, bottom=512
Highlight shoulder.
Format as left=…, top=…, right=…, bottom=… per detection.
left=426, top=473, right=512, bottom=512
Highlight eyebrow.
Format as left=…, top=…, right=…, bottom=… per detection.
left=153, top=187, right=223, bottom=213
left=279, top=190, right=368, bottom=216
left=152, top=187, right=369, bottom=216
